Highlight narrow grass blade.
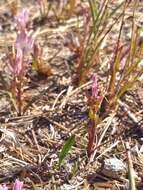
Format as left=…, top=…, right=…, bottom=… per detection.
left=125, top=142, right=136, bottom=190
left=88, top=0, right=97, bottom=24
left=117, top=78, right=136, bottom=98
left=129, top=167, right=136, bottom=190
left=109, top=2, right=124, bottom=18
left=59, top=135, right=75, bottom=166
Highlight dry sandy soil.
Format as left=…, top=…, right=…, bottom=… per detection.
left=0, top=0, right=143, bottom=189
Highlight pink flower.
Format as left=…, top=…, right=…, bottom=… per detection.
left=15, top=9, right=34, bottom=53
left=15, top=31, right=34, bottom=52
left=0, top=185, right=7, bottom=190
left=12, top=179, right=23, bottom=190
left=15, top=48, right=23, bottom=75
left=92, top=74, right=98, bottom=98
left=15, top=9, right=29, bottom=31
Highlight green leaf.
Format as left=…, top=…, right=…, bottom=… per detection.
left=88, top=0, right=98, bottom=24
left=59, top=135, right=75, bottom=166
left=32, top=58, right=39, bottom=71
left=117, top=81, right=134, bottom=98
left=128, top=167, right=136, bottom=190
left=109, top=2, right=124, bottom=18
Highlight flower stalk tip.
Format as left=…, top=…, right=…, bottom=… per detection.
left=12, top=179, right=23, bottom=190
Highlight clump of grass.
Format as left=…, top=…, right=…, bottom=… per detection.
left=74, top=0, right=125, bottom=85
left=100, top=0, right=143, bottom=118
left=85, top=0, right=143, bottom=158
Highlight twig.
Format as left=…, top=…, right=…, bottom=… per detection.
left=96, top=140, right=119, bottom=160
left=31, top=129, right=41, bottom=153
left=91, top=113, right=115, bottom=161
left=60, top=81, right=91, bottom=109
left=51, top=89, right=66, bottom=110
left=118, top=100, right=140, bottom=125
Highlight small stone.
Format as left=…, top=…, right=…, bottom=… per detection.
left=101, top=157, right=126, bottom=178
left=42, top=105, right=50, bottom=111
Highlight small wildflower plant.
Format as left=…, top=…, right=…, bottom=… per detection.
left=7, top=9, right=33, bottom=115
left=87, top=74, right=104, bottom=157
left=6, top=9, right=42, bottom=115
left=0, top=179, right=23, bottom=190
left=84, top=0, right=143, bottom=158
left=12, top=180, right=23, bottom=190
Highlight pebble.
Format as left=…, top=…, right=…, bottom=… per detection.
left=101, top=157, right=126, bottom=178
